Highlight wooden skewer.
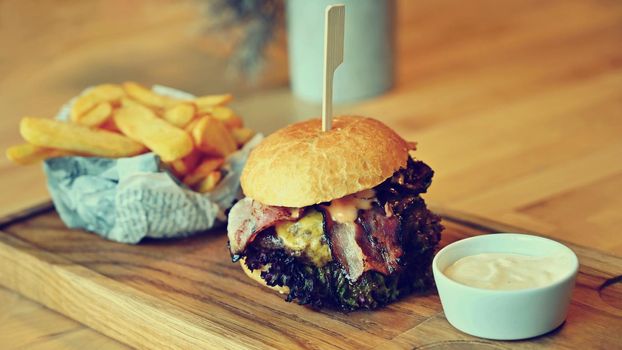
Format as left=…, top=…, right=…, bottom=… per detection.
left=321, top=4, right=345, bottom=132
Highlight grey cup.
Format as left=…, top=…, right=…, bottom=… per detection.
left=287, top=0, right=394, bottom=103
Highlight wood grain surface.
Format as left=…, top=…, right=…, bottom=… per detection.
left=1, top=0, right=621, bottom=348
left=0, top=208, right=620, bottom=350
left=0, top=285, right=128, bottom=350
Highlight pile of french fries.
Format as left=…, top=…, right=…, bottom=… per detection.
left=6, top=82, right=256, bottom=193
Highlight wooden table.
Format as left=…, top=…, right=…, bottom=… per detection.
left=1, top=0, right=621, bottom=348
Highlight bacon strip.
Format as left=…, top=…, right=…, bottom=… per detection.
left=327, top=222, right=365, bottom=280
left=326, top=207, right=402, bottom=281
left=227, top=198, right=296, bottom=255
left=357, top=208, right=402, bottom=275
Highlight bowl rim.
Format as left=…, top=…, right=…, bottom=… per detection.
left=432, top=233, right=580, bottom=294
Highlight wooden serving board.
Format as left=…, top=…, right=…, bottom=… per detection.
left=0, top=204, right=620, bottom=350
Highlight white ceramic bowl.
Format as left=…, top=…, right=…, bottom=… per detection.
left=432, top=233, right=579, bottom=340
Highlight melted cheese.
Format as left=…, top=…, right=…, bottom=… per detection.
left=275, top=210, right=332, bottom=267
left=326, top=189, right=376, bottom=223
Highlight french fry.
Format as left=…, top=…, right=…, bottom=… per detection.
left=122, top=82, right=174, bottom=109
left=75, top=102, right=112, bottom=127
left=100, top=117, right=121, bottom=133
left=88, top=84, right=125, bottom=102
left=9, top=84, right=252, bottom=195
left=70, top=95, right=97, bottom=122
left=70, top=84, right=125, bottom=121
left=168, top=160, right=186, bottom=177
left=120, top=97, right=142, bottom=108
left=184, top=117, right=201, bottom=134
left=209, top=106, right=244, bottom=129
left=113, top=105, right=193, bottom=161
left=231, top=127, right=255, bottom=147
left=6, top=143, right=72, bottom=165
left=168, top=149, right=201, bottom=177
left=182, top=149, right=202, bottom=172
left=223, top=115, right=243, bottom=130
left=182, top=157, right=224, bottom=186
left=20, top=117, right=146, bottom=157
left=194, top=94, right=233, bottom=113
left=164, top=103, right=196, bottom=128
left=195, top=170, right=222, bottom=193
left=191, top=116, right=237, bottom=157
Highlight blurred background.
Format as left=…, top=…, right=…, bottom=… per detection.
left=1, top=0, right=622, bottom=252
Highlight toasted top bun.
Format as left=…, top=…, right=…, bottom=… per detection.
left=241, top=116, right=411, bottom=207
left=240, top=259, right=289, bottom=294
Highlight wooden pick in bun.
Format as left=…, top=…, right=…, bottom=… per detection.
left=228, top=116, right=443, bottom=311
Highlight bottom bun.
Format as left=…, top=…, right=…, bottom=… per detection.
left=239, top=258, right=290, bottom=294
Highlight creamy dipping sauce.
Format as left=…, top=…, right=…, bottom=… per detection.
left=443, top=252, right=572, bottom=290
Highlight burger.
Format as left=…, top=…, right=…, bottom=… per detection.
left=227, top=116, right=443, bottom=311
